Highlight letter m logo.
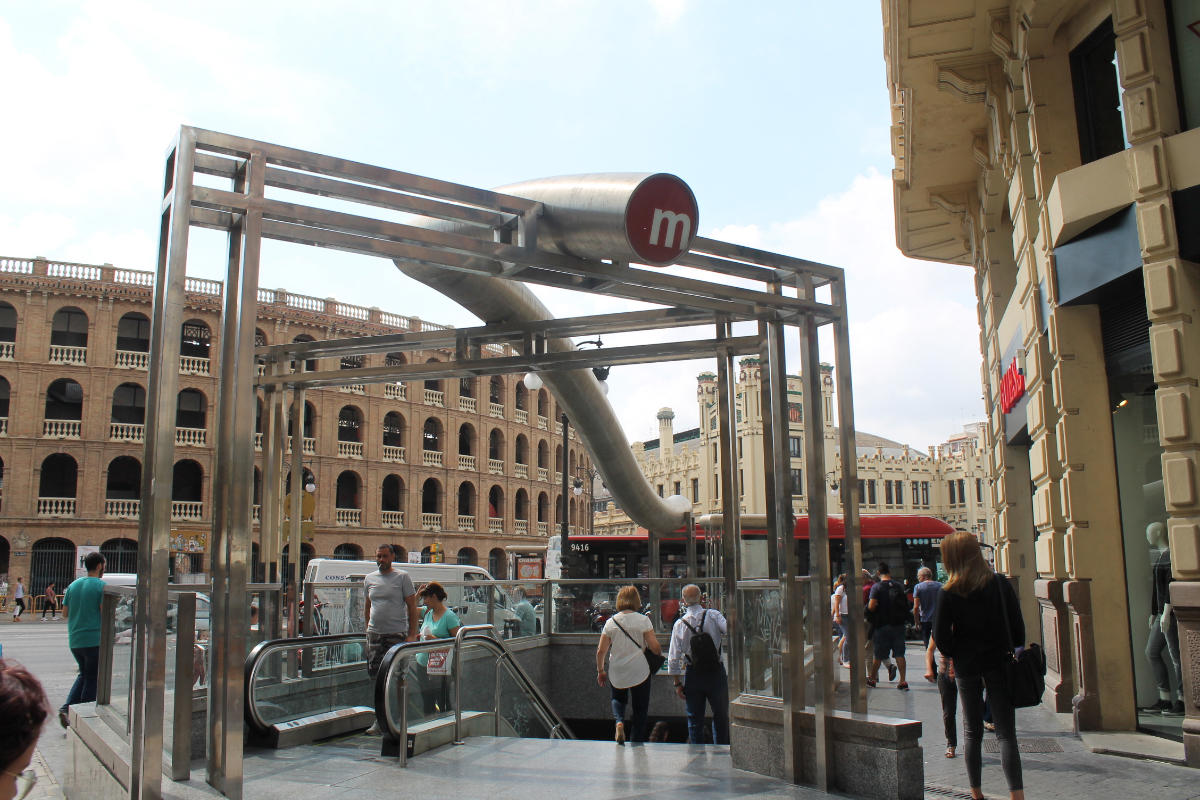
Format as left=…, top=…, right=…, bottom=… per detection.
left=648, top=209, right=692, bottom=250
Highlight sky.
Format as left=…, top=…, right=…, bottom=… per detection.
left=0, top=1, right=984, bottom=451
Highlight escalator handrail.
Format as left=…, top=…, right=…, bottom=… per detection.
left=375, top=627, right=574, bottom=758
left=243, top=632, right=367, bottom=734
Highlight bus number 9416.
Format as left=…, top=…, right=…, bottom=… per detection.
left=569, top=543, right=590, bottom=552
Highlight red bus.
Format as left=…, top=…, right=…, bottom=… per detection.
left=567, top=514, right=954, bottom=587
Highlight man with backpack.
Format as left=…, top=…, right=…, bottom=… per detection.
left=667, top=584, right=729, bottom=744
left=866, top=563, right=910, bottom=690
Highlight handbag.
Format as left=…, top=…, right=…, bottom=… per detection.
left=612, top=616, right=667, bottom=674
left=995, top=573, right=1046, bottom=708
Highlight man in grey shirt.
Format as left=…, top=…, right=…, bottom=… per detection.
left=364, top=544, right=419, bottom=680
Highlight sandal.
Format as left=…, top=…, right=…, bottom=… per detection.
left=615, top=722, right=626, bottom=745
left=945, top=745, right=956, bottom=758
left=897, top=682, right=909, bottom=691
left=865, top=677, right=877, bottom=688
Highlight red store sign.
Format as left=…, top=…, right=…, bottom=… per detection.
left=1000, top=357, right=1026, bottom=414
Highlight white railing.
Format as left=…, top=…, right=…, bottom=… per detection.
left=105, top=499, right=140, bottom=519
left=48, top=261, right=102, bottom=280
left=458, top=454, right=476, bottom=471
left=338, top=440, right=364, bottom=458
left=554, top=472, right=563, bottom=485
left=184, top=276, right=222, bottom=296
left=488, top=517, right=504, bottom=535
left=537, top=415, right=548, bottom=430
left=537, top=522, right=549, bottom=537
left=114, top=350, right=149, bottom=369
left=515, top=519, right=529, bottom=535
left=176, top=427, right=206, bottom=447
left=335, top=508, right=362, bottom=526
left=381, top=510, right=405, bottom=528
left=515, top=463, right=529, bottom=479
left=335, top=302, right=369, bottom=321
left=0, top=257, right=34, bottom=273
left=256, top=363, right=266, bottom=376
left=488, top=402, right=504, bottom=418
left=338, top=384, right=366, bottom=394
left=252, top=505, right=261, bottom=522
left=488, top=458, right=504, bottom=475
left=458, top=396, right=477, bottom=413
left=457, top=514, right=475, bottom=532
left=171, top=501, right=203, bottom=521
left=0, top=417, right=6, bottom=436
left=114, top=268, right=152, bottom=286
left=284, top=437, right=317, bottom=455
left=179, top=356, right=210, bottom=375
left=421, top=512, right=442, bottom=531
left=38, top=497, right=76, bottom=516
left=43, top=419, right=82, bottom=438
left=424, top=389, right=444, bottom=407
left=568, top=429, right=575, bottom=440
left=0, top=342, right=13, bottom=360
left=254, top=432, right=262, bottom=450
left=383, top=445, right=406, bottom=463
left=110, top=422, right=145, bottom=442
left=515, top=409, right=528, bottom=424
left=422, top=450, right=443, bottom=467
left=537, top=467, right=549, bottom=482
left=49, top=345, right=87, bottom=365
left=385, top=383, right=407, bottom=400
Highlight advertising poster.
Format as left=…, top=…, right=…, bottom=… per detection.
left=75, top=545, right=101, bottom=579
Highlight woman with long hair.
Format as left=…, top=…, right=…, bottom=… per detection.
left=0, top=659, right=49, bottom=800
left=595, top=585, right=663, bottom=744
left=933, top=531, right=1025, bottom=800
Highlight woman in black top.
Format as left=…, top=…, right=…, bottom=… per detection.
left=933, top=531, right=1025, bottom=800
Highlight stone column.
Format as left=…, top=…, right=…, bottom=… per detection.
left=1066, top=579, right=1102, bottom=730
left=1170, top=582, right=1200, bottom=764
left=1036, top=578, right=1074, bottom=712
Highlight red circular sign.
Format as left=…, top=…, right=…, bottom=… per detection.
left=624, top=174, right=699, bottom=266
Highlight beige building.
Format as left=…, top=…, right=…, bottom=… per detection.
left=0, top=255, right=588, bottom=602
left=593, top=358, right=990, bottom=578
left=882, top=0, right=1200, bottom=754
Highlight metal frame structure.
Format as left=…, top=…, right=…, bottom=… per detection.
left=131, top=126, right=862, bottom=799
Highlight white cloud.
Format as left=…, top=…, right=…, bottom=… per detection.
left=649, top=0, right=688, bottom=26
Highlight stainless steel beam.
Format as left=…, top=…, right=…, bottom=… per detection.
left=715, top=319, right=742, bottom=695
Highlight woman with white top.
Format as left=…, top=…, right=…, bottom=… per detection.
left=595, top=585, right=663, bottom=744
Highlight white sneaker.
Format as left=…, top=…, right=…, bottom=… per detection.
left=365, top=722, right=381, bottom=736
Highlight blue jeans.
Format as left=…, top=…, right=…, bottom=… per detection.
left=684, top=666, right=729, bottom=744
left=61, top=646, right=100, bottom=714
left=610, top=675, right=652, bottom=741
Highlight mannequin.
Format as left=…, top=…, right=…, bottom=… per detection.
left=1143, top=522, right=1184, bottom=715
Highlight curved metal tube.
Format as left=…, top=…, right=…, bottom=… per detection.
left=394, top=174, right=695, bottom=534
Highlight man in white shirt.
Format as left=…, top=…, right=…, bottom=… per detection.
left=363, top=544, right=418, bottom=734
left=667, top=584, right=729, bottom=744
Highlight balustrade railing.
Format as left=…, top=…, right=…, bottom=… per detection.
left=0, top=342, right=13, bottom=360
left=514, top=463, right=529, bottom=478
left=254, top=432, right=262, bottom=450
left=538, top=522, right=549, bottom=536
left=457, top=514, right=475, bottom=531
left=382, top=445, right=406, bottom=463
left=422, top=450, right=443, bottom=467
left=338, top=384, right=366, bottom=394
left=458, top=454, right=476, bottom=470
left=488, top=458, right=504, bottom=475
left=179, top=356, right=210, bottom=375
left=114, top=350, right=149, bottom=369
left=488, top=402, right=504, bottom=418
left=335, top=508, right=362, bottom=526
left=110, top=423, right=145, bottom=442
left=381, top=510, right=404, bottom=528
left=105, top=499, right=140, bottom=519
left=38, top=497, right=76, bottom=516
left=49, top=345, right=87, bottom=365
left=171, top=501, right=203, bottom=521
left=0, top=417, right=6, bottom=436
left=285, top=437, right=317, bottom=455
left=338, top=440, right=364, bottom=458
left=384, top=383, right=407, bottom=400
left=423, top=389, right=444, bottom=407
left=537, top=415, right=548, bottom=430
left=515, top=409, right=528, bottom=424
left=515, top=519, right=529, bottom=535
left=420, top=512, right=442, bottom=531
left=488, top=517, right=504, bottom=535
left=175, top=427, right=206, bottom=447
left=252, top=504, right=261, bottom=522
left=537, top=467, right=549, bottom=482
left=43, top=419, right=82, bottom=438
left=458, top=396, right=477, bottom=413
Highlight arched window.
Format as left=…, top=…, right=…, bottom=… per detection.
left=390, top=544, right=408, bottom=563
left=335, top=471, right=362, bottom=509
left=456, top=547, right=477, bottom=566
left=292, top=334, right=317, bottom=373
left=287, top=401, right=316, bottom=439
left=180, top=319, right=211, bottom=359
left=515, top=383, right=528, bottom=411
left=489, top=376, right=504, bottom=406
left=45, top=378, right=83, bottom=420
left=51, top=307, right=88, bottom=348
left=31, top=538, right=75, bottom=597
left=338, top=406, right=363, bottom=443
left=383, top=412, right=406, bottom=447
left=281, top=543, right=315, bottom=585
left=488, top=548, right=507, bottom=579
left=555, top=444, right=563, bottom=474
left=111, top=383, right=146, bottom=425
left=253, top=466, right=262, bottom=506
left=116, top=312, right=150, bottom=352
left=537, top=492, right=550, bottom=522
left=385, top=352, right=407, bottom=367
left=459, top=377, right=475, bottom=398
left=0, top=302, right=17, bottom=345
left=537, top=440, right=549, bottom=470
left=176, top=389, right=206, bottom=430
left=569, top=449, right=577, bottom=475
left=457, top=482, right=475, bottom=517
left=537, top=389, right=549, bottom=417
left=515, top=489, right=529, bottom=521
left=334, top=543, right=363, bottom=561
left=382, top=474, right=404, bottom=512
left=488, top=485, right=503, bottom=520
left=423, top=417, right=443, bottom=452
left=100, top=537, right=138, bottom=574
left=105, top=456, right=141, bottom=500
left=515, top=434, right=529, bottom=465
left=424, top=357, right=442, bottom=392
left=284, top=466, right=316, bottom=496
left=340, top=353, right=363, bottom=371
left=421, top=478, right=441, bottom=514
left=172, top=460, right=203, bottom=502
left=39, top=453, right=78, bottom=498
left=458, top=423, right=475, bottom=456
left=488, top=429, right=504, bottom=461
left=0, top=376, right=9, bottom=419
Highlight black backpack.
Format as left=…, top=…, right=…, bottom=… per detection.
left=883, top=580, right=909, bottom=626
left=682, top=610, right=720, bottom=672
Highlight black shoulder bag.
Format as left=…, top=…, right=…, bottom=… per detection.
left=995, top=573, right=1046, bottom=708
left=612, top=615, right=667, bottom=674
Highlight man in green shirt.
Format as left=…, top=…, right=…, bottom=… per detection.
left=59, top=551, right=106, bottom=728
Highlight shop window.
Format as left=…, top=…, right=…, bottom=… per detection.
left=1070, top=17, right=1127, bottom=163
left=1168, top=2, right=1200, bottom=130
left=691, top=478, right=699, bottom=502
left=788, top=436, right=802, bottom=458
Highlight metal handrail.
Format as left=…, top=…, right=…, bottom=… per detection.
left=377, top=626, right=573, bottom=766
left=242, top=632, right=367, bottom=734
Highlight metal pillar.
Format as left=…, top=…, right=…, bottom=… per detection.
left=685, top=510, right=697, bottom=578
left=798, top=274, right=833, bottom=790
left=130, top=127, right=194, bottom=800
left=287, top=386, right=306, bottom=637
left=560, top=413, right=570, bottom=577
left=715, top=318, right=742, bottom=694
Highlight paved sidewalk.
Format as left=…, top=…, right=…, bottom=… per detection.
left=27, top=748, right=65, bottom=800
left=848, top=661, right=1198, bottom=799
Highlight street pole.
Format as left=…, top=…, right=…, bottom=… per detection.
left=560, top=412, right=571, bottom=578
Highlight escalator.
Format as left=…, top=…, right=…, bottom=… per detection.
left=243, top=625, right=572, bottom=760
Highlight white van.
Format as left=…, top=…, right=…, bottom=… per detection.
left=303, top=560, right=516, bottom=634
left=99, top=573, right=211, bottom=633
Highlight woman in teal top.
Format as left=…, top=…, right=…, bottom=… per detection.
left=416, top=582, right=460, bottom=715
